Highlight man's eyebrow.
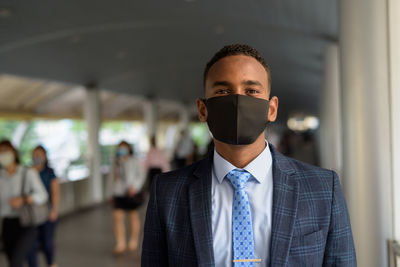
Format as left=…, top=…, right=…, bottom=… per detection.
left=212, top=81, right=232, bottom=87
left=241, top=80, right=262, bottom=86
left=212, top=80, right=263, bottom=87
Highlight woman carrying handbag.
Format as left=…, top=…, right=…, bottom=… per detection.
left=0, top=140, right=48, bottom=267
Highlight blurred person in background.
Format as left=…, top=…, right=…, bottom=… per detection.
left=143, top=136, right=170, bottom=192
left=173, top=129, right=194, bottom=168
left=292, top=132, right=319, bottom=166
left=27, top=145, right=60, bottom=267
left=277, top=130, right=296, bottom=157
left=108, top=141, right=145, bottom=255
left=0, top=140, right=48, bottom=267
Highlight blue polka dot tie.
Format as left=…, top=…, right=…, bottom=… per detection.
left=226, top=169, right=256, bottom=266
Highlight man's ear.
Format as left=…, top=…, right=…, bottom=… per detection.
left=196, top=98, right=207, bottom=122
left=267, top=96, right=279, bottom=122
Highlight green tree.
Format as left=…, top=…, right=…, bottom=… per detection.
left=0, top=120, right=19, bottom=140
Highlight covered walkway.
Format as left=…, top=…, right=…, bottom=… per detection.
left=1, top=0, right=400, bottom=266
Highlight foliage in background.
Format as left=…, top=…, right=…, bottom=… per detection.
left=70, top=120, right=87, bottom=165
left=0, top=120, right=37, bottom=165
left=19, top=122, right=38, bottom=165
left=101, top=121, right=125, bottom=133
left=0, top=120, right=19, bottom=140
left=190, top=122, right=211, bottom=147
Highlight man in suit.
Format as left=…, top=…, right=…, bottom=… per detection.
left=142, top=44, right=356, bottom=266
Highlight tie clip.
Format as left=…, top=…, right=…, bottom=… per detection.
left=233, top=259, right=262, bottom=263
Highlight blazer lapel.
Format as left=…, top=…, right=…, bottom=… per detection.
left=189, top=154, right=215, bottom=267
left=269, top=146, right=299, bottom=267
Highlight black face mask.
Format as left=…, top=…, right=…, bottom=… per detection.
left=202, top=94, right=270, bottom=145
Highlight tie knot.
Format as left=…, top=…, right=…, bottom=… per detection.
left=226, top=169, right=252, bottom=190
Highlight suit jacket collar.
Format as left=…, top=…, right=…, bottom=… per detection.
left=189, top=146, right=299, bottom=267
left=269, top=144, right=299, bottom=267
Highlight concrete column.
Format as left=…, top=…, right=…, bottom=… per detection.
left=318, top=44, right=342, bottom=177
left=388, top=0, right=400, bottom=242
left=83, top=87, right=103, bottom=203
left=339, top=0, right=393, bottom=266
left=143, top=100, right=158, bottom=138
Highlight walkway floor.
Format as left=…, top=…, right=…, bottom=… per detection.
left=0, top=204, right=146, bottom=267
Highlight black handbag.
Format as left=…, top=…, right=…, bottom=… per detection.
left=18, top=168, right=49, bottom=227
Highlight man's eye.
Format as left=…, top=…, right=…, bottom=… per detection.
left=246, top=89, right=259, bottom=94
left=216, top=89, right=230, bottom=94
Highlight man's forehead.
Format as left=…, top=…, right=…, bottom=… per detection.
left=211, top=55, right=261, bottom=67
left=206, top=55, right=268, bottom=81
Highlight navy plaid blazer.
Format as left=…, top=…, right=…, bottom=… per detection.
left=142, top=145, right=356, bottom=267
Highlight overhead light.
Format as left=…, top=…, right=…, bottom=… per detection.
left=287, top=114, right=319, bottom=132
left=304, top=116, right=319, bottom=130
left=0, top=7, right=12, bottom=18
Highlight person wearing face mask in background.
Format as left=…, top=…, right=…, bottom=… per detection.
left=142, top=44, right=356, bottom=266
left=0, top=140, right=48, bottom=267
left=27, top=145, right=60, bottom=267
left=143, top=136, right=170, bottom=193
left=108, top=141, right=145, bottom=255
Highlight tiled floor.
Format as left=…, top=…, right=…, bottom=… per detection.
left=0, top=204, right=145, bottom=267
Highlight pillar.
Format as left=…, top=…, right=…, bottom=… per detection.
left=83, top=87, right=103, bottom=203
left=143, top=100, right=158, bottom=138
left=339, top=0, right=393, bottom=266
left=388, top=0, right=400, bottom=243
left=318, top=43, right=342, bottom=177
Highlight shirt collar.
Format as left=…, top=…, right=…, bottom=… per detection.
left=213, top=141, right=272, bottom=184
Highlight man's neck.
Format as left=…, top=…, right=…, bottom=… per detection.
left=214, top=134, right=266, bottom=168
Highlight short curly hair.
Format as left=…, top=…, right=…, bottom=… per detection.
left=203, top=44, right=271, bottom=90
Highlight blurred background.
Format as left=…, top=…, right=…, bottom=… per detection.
left=0, top=0, right=399, bottom=266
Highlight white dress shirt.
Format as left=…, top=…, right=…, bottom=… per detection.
left=212, top=142, right=273, bottom=266
left=0, top=166, right=48, bottom=218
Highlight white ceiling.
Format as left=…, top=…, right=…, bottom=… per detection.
left=0, top=74, right=190, bottom=120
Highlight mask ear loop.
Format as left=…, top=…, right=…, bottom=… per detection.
left=266, top=96, right=273, bottom=124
